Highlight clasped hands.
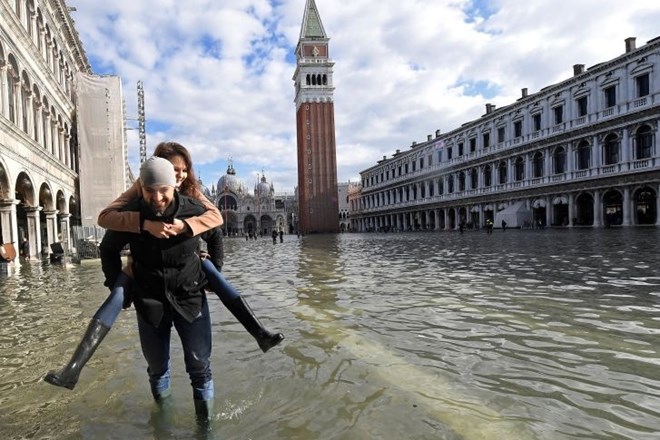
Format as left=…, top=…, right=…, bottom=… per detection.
left=143, top=218, right=189, bottom=239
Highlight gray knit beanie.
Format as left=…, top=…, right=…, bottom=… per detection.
left=140, top=156, right=176, bottom=187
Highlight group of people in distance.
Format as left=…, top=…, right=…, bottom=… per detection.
left=44, top=142, right=284, bottom=426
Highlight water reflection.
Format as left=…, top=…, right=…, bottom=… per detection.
left=1, top=229, right=659, bottom=439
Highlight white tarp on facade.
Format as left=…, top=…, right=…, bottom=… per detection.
left=76, top=73, right=126, bottom=228
left=494, top=201, right=533, bottom=228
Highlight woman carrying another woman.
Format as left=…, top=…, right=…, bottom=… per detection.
left=45, top=142, right=283, bottom=390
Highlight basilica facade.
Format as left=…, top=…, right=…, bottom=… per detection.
left=352, top=36, right=660, bottom=231
left=200, top=163, right=293, bottom=237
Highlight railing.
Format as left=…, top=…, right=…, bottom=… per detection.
left=601, top=165, right=616, bottom=174
left=552, top=174, right=565, bottom=182
left=602, top=107, right=614, bottom=118
left=633, top=159, right=649, bottom=169
left=552, top=124, right=564, bottom=133
left=575, top=116, right=586, bottom=125
left=633, top=97, right=648, bottom=108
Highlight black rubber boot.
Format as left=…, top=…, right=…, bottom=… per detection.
left=44, top=318, right=111, bottom=390
left=223, top=297, right=284, bottom=353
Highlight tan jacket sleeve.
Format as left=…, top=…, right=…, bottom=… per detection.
left=96, top=180, right=224, bottom=236
left=185, top=189, right=224, bottom=236
left=97, top=180, right=143, bottom=233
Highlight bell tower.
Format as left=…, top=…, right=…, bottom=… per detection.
left=293, top=0, right=339, bottom=233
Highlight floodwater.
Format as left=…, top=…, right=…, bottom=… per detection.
left=1, top=228, right=660, bottom=440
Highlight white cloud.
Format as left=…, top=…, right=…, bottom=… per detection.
left=70, top=0, right=660, bottom=193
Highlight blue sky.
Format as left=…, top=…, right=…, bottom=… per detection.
left=70, top=0, right=660, bottom=194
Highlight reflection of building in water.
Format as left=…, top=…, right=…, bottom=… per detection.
left=202, top=162, right=292, bottom=236
left=352, top=36, right=660, bottom=231
left=0, top=1, right=125, bottom=264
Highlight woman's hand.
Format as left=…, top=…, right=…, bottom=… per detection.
left=143, top=219, right=190, bottom=238
left=143, top=219, right=175, bottom=239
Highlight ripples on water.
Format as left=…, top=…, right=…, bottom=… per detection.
left=0, top=228, right=659, bottom=439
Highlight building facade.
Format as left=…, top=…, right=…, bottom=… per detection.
left=203, top=163, right=290, bottom=237
left=0, top=0, right=125, bottom=265
left=293, top=0, right=339, bottom=233
left=338, top=181, right=359, bottom=232
left=352, top=36, right=660, bottom=232
left=0, top=0, right=90, bottom=262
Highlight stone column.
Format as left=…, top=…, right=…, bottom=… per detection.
left=43, top=109, right=52, bottom=154
left=444, top=210, right=450, bottom=230
left=43, top=210, right=58, bottom=254
left=0, top=199, right=19, bottom=251
left=33, top=99, right=42, bottom=144
left=545, top=196, right=552, bottom=226
left=0, top=64, right=8, bottom=119
left=568, top=193, right=575, bottom=227
left=478, top=204, right=484, bottom=228
left=622, top=187, right=631, bottom=226
left=15, top=79, right=23, bottom=128
left=656, top=183, right=660, bottom=227
left=51, top=119, right=58, bottom=158
left=593, top=190, right=602, bottom=227
left=24, top=88, right=33, bottom=137
left=25, top=206, right=42, bottom=261
left=621, top=129, right=630, bottom=164
left=592, top=135, right=601, bottom=169
left=59, top=126, right=66, bottom=164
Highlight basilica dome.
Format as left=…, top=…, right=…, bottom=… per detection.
left=197, top=177, right=212, bottom=198
left=217, top=163, right=246, bottom=194
left=255, top=174, right=273, bottom=198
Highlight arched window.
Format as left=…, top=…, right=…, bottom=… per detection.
left=498, top=161, right=507, bottom=184
left=484, top=165, right=492, bottom=187
left=306, top=74, right=310, bottom=85
left=447, top=175, right=454, bottom=193
left=577, top=141, right=590, bottom=170
left=438, top=179, right=444, bottom=195
left=470, top=168, right=478, bottom=189
left=36, top=12, right=43, bottom=52
left=32, top=86, right=40, bottom=142
left=21, top=73, right=30, bottom=133
left=514, top=157, right=524, bottom=181
left=635, top=125, right=653, bottom=159
left=533, top=152, right=544, bottom=178
left=603, top=134, right=619, bottom=165
left=26, top=0, right=34, bottom=38
left=553, top=147, right=566, bottom=174
left=458, top=172, right=465, bottom=191
left=42, top=97, right=49, bottom=148
left=7, top=59, right=19, bottom=124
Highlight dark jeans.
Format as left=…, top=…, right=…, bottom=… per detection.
left=94, top=259, right=240, bottom=328
left=136, top=294, right=213, bottom=401
left=94, top=272, right=130, bottom=327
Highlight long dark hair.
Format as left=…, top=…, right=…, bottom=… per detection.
left=153, top=142, right=200, bottom=198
